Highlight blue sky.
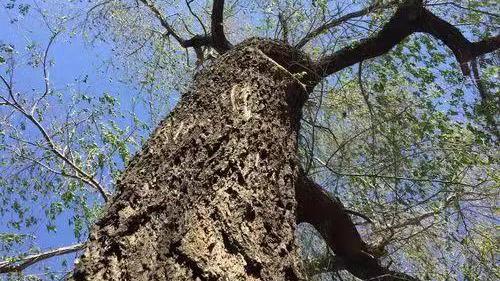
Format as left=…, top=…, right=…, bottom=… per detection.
left=0, top=2, right=156, bottom=278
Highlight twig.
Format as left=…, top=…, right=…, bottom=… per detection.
left=0, top=243, right=84, bottom=273
left=314, top=156, right=482, bottom=188
left=32, top=30, right=61, bottom=112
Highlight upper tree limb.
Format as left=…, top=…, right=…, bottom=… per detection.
left=313, top=1, right=500, bottom=78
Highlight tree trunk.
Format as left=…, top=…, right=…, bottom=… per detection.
left=71, top=39, right=312, bottom=280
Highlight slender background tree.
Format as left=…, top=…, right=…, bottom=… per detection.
left=0, top=0, right=498, bottom=280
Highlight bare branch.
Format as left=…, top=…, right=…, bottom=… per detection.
left=345, top=209, right=373, bottom=224
left=0, top=243, right=84, bottom=274
left=278, top=13, right=289, bottom=43
left=186, top=0, right=207, bottom=36
left=358, top=61, right=374, bottom=115
left=20, top=110, right=111, bottom=201
left=314, top=156, right=482, bottom=188
left=314, top=1, right=500, bottom=78
left=0, top=83, right=111, bottom=201
left=427, top=2, right=500, bottom=18
left=32, top=30, right=61, bottom=112
left=139, top=0, right=214, bottom=51
left=0, top=74, right=18, bottom=105
left=85, top=0, right=114, bottom=22
left=296, top=0, right=398, bottom=48
left=139, top=0, right=186, bottom=46
left=4, top=65, right=108, bottom=199
left=7, top=147, right=103, bottom=190
left=211, top=0, right=232, bottom=53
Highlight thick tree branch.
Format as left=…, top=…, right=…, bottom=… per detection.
left=211, top=0, right=232, bottom=53
left=296, top=174, right=419, bottom=280
left=0, top=243, right=84, bottom=274
left=314, top=1, right=500, bottom=78
left=296, top=0, right=398, bottom=48
left=419, top=8, right=500, bottom=73
left=139, top=0, right=233, bottom=56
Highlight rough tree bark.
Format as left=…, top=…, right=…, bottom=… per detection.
left=71, top=39, right=314, bottom=281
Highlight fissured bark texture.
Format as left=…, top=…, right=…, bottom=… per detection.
left=72, top=40, right=310, bottom=280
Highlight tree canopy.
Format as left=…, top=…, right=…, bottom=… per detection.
left=0, top=0, right=498, bottom=280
